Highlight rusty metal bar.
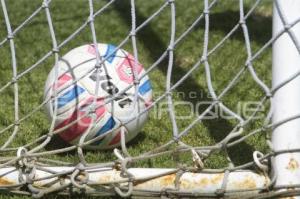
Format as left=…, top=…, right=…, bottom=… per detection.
left=0, top=167, right=269, bottom=196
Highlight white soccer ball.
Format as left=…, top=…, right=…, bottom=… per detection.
left=44, top=43, right=152, bottom=149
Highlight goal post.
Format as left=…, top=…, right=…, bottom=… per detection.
left=1, top=0, right=300, bottom=198
left=272, top=0, right=300, bottom=193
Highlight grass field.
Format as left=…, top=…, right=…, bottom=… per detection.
left=0, top=0, right=273, bottom=198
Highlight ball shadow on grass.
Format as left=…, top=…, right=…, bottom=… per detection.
left=43, top=130, right=146, bottom=157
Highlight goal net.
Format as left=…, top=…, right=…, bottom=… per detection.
left=0, top=0, right=300, bottom=198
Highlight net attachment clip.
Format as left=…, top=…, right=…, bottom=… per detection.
left=253, top=151, right=269, bottom=173
left=191, top=149, right=204, bottom=169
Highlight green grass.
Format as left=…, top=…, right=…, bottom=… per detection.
left=0, top=0, right=273, bottom=198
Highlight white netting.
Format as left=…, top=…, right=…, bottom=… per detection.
left=0, top=0, right=300, bottom=198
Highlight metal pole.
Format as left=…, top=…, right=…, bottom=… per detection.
left=272, top=0, right=300, bottom=194
left=0, top=167, right=268, bottom=196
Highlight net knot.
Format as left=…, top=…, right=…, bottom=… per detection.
left=52, top=47, right=59, bottom=53
left=133, top=78, right=140, bottom=85
left=47, top=132, right=54, bottom=138
left=16, top=147, right=37, bottom=187
left=71, top=164, right=89, bottom=189
left=7, top=33, right=14, bottom=40
left=203, top=9, right=209, bottom=14
left=239, top=19, right=246, bottom=25
left=219, top=142, right=227, bottom=151
left=113, top=152, right=134, bottom=197
left=166, top=91, right=172, bottom=96
left=17, top=147, right=28, bottom=168
left=130, top=31, right=136, bottom=37
left=266, top=92, right=272, bottom=98
left=25, top=168, right=41, bottom=199
left=213, top=98, right=221, bottom=104
left=25, top=166, right=36, bottom=184
left=76, top=163, right=85, bottom=171
left=11, top=77, right=18, bottom=84
left=253, top=151, right=268, bottom=172
left=114, top=182, right=133, bottom=197
left=201, top=56, right=207, bottom=62
left=245, top=59, right=252, bottom=67
left=87, top=16, right=94, bottom=23
left=261, top=125, right=268, bottom=132
left=41, top=1, right=49, bottom=9
left=94, top=63, right=102, bottom=69
left=167, top=45, right=174, bottom=51
left=172, top=135, right=179, bottom=143
left=284, top=24, right=292, bottom=31
left=14, top=120, right=20, bottom=126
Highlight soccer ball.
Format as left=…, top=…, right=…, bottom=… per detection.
left=44, top=43, right=152, bottom=149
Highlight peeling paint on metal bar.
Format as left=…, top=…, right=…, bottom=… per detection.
left=0, top=167, right=269, bottom=195
left=0, top=177, right=15, bottom=185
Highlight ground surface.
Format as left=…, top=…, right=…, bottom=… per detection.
left=0, top=0, right=272, bottom=198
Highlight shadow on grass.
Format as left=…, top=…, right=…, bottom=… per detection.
left=44, top=130, right=147, bottom=157
left=194, top=10, right=272, bottom=45
left=111, top=1, right=273, bottom=165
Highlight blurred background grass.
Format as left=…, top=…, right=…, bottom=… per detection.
left=0, top=0, right=273, bottom=198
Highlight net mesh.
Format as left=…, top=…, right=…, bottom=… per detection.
left=0, top=0, right=300, bottom=198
